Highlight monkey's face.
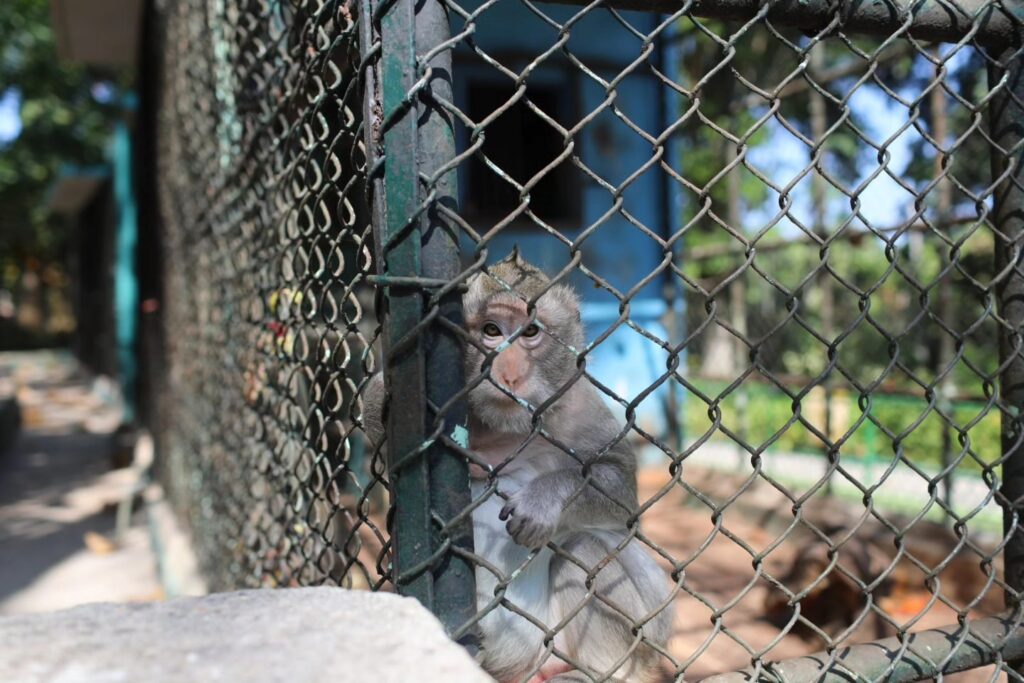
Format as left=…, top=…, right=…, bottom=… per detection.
left=464, top=287, right=582, bottom=433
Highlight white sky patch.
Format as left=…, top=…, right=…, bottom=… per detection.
left=0, top=89, right=22, bottom=144
left=743, top=47, right=979, bottom=245
left=744, top=84, right=919, bottom=239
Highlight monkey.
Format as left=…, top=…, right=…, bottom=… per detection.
left=363, top=250, right=674, bottom=683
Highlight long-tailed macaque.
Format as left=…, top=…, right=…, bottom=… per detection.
left=364, top=250, right=673, bottom=682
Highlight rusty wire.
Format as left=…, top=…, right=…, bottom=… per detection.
left=149, top=0, right=1024, bottom=679
left=153, top=0, right=390, bottom=592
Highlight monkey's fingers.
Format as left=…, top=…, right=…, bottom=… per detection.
left=499, top=503, right=515, bottom=521
left=506, top=516, right=525, bottom=537
left=507, top=517, right=552, bottom=550
left=520, top=528, right=543, bottom=549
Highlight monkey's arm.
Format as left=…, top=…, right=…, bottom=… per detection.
left=499, top=439, right=638, bottom=549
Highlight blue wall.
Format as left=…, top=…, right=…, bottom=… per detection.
left=451, top=2, right=683, bottom=442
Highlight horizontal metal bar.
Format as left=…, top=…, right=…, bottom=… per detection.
left=703, top=614, right=1024, bottom=683
left=366, top=274, right=460, bottom=288
left=686, top=216, right=976, bottom=262
left=547, top=0, right=1022, bottom=47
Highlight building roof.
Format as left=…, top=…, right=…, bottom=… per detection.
left=46, top=166, right=109, bottom=215
left=50, top=0, right=141, bottom=67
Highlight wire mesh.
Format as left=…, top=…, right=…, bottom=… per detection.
left=148, top=0, right=1024, bottom=680
left=152, top=0, right=390, bottom=592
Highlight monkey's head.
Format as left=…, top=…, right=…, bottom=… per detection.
left=463, top=249, right=584, bottom=433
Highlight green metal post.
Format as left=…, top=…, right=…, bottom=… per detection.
left=378, top=0, right=433, bottom=605
left=415, top=0, right=478, bottom=649
left=370, top=0, right=477, bottom=645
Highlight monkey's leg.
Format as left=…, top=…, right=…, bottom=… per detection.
left=541, top=672, right=591, bottom=682
left=535, top=663, right=631, bottom=683
left=549, top=533, right=673, bottom=683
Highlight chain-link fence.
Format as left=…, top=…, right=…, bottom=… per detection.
left=150, top=0, right=389, bottom=591
left=147, top=0, right=1024, bottom=679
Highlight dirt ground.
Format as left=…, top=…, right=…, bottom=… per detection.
left=636, top=467, right=1008, bottom=681
left=344, top=460, right=1009, bottom=680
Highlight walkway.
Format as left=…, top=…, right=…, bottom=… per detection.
left=0, top=351, right=161, bottom=614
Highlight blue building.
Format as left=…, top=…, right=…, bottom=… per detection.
left=451, top=3, right=684, bottom=444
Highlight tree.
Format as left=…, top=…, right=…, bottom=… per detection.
left=0, top=0, right=125, bottom=263
left=0, top=0, right=127, bottom=343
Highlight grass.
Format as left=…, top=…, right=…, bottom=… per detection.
left=676, top=379, right=1006, bottom=535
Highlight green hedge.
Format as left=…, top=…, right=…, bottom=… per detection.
left=683, top=380, right=1001, bottom=473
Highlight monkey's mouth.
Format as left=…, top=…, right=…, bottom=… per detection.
left=491, top=388, right=527, bottom=406
left=477, top=382, right=530, bottom=408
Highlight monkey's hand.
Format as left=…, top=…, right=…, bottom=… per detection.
left=498, top=486, right=561, bottom=550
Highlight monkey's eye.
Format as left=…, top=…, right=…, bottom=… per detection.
left=482, top=322, right=502, bottom=338
left=522, top=324, right=540, bottom=338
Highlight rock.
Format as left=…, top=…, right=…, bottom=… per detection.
left=0, top=588, right=491, bottom=683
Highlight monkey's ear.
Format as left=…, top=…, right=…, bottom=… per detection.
left=547, top=283, right=581, bottom=321
left=498, top=244, right=523, bottom=266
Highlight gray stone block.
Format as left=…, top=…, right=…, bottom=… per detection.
left=0, top=588, right=491, bottom=683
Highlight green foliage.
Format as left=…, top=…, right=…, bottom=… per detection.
left=673, top=20, right=866, bottom=273
left=0, top=0, right=124, bottom=261
left=684, top=378, right=1002, bottom=475
left=676, top=30, right=1001, bottom=405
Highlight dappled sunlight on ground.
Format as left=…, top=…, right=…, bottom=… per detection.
left=0, top=351, right=161, bottom=614
left=636, top=466, right=1007, bottom=681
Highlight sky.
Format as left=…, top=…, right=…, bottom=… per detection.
left=745, top=45, right=975, bottom=239
left=0, top=89, right=22, bottom=144
left=746, top=87, right=915, bottom=233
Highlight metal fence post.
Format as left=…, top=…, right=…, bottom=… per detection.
left=991, top=46, right=1024, bottom=608
left=415, top=1, right=479, bottom=649
left=373, top=0, right=477, bottom=644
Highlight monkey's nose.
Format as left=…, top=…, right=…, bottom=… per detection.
left=499, top=373, right=523, bottom=392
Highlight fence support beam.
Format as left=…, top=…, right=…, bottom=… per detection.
left=548, top=0, right=1020, bottom=46
left=704, top=614, right=1024, bottom=683
left=371, top=0, right=477, bottom=647
left=415, top=0, right=478, bottom=650
left=992, top=45, right=1024, bottom=615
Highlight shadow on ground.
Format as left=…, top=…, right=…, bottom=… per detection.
left=0, top=351, right=160, bottom=614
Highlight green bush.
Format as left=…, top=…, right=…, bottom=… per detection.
left=683, top=379, right=1002, bottom=474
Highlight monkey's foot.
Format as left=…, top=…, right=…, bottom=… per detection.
left=544, top=672, right=592, bottom=682
left=524, top=662, right=574, bottom=683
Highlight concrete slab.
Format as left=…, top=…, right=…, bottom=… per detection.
left=0, top=588, right=490, bottom=683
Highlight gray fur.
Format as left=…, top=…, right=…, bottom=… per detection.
left=361, top=373, right=386, bottom=447
left=463, top=253, right=584, bottom=436
left=361, top=254, right=673, bottom=683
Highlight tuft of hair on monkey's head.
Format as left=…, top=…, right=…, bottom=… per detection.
left=464, top=246, right=581, bottom=326
left=478, top=245, right=543, bottom=296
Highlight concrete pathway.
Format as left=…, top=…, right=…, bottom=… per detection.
left=0, top=351, right=162, bottom=614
